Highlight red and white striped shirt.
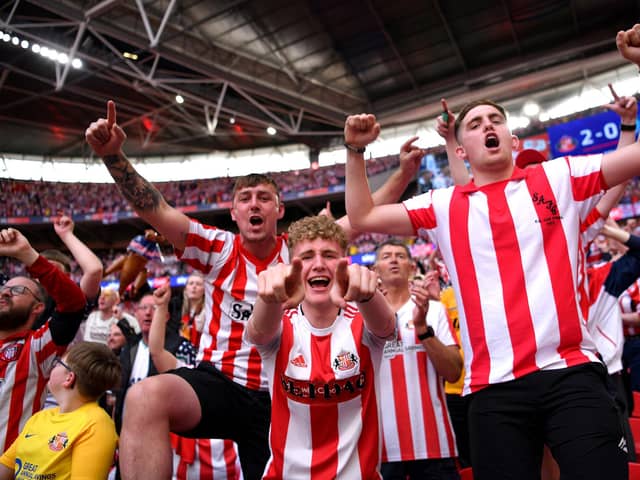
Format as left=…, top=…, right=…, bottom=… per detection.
left=171, top=436, right=242, bottom=480
left=258, top=304, right=385, bottom=480
left=379, top=299, right=458, bottom=462
left=404, top=156, right=605, bottom=394
left=620, top=280, right=640, bottom=337
left=177, top=220, right=289, bottom=391
left=586, top=262, right=623, bottom=374
left=0, top=256, right=85, bottom=451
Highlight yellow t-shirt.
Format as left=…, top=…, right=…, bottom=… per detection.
left=441, top=286, right=465, bottom=395
left=0, top=402, right=117, bottom=480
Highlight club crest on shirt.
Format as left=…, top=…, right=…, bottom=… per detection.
left=0, top=341, right=24, bottom=362
left=531, top=192, right=563, bottom=225
left=290, top=354, right=307, bottom=368
left=48, top=432, right=69, bottom=451
left=229, top=301, right=253, bottom=323
left=332, top=350, right=358, bottom=372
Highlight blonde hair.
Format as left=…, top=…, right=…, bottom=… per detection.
left=287, top=215, right=347, bottom=253
left=181, top=272, right=205, bottom=317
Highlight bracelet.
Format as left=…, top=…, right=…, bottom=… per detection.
left=344, top=143, right=366, bottom=154
left=621, top=123, right=637, bottom=132
left=359, top=293, right=375, bottom=303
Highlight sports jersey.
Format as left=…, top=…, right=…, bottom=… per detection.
left=171, top=436, right=242, bottom=480
left=586, top=235, right=640, bottom=374
left=177, top=220, right=289, bottom=391
left=256, top=304, right=385, bottom=480
left=441, top=286, right=464, bottom=395
left=379, top=299, right=458, bottom=462
left=620, top=280, right=640, bottom=337
left=404, top=156, right=605, bottom=394
left=0, top=402, right=117, bottom=479
left=180, top=309, right=206, bottom=348
left=0, top=256, right=85, bottom=451
left=127, top=234, right=162, bottom=260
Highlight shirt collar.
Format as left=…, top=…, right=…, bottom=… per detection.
left=456, top=166, right=529, bottom=194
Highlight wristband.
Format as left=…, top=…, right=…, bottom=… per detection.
left=417, top=326, right=435, bottom=341
left=344, top=143, right=366, bottom=154
left=621, top=123, right=636, bottom=132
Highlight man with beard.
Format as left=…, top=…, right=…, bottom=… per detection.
left=0, top=228, right=85, bottom=451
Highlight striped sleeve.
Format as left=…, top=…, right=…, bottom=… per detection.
left=175, top=219, right=234, bottom=275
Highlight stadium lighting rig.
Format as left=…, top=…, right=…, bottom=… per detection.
left=0, top=29, right=83, bottom=69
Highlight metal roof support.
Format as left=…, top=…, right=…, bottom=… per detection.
left=432, top=0, right=467, bottom=73
left=365, top=0, right=418, bottom=90
left=3, top=0, right=19, bottom=25
left=85, top=0, right=123, bottom=20
left=500, top=0, right=522, bottom=56
left=205, top=82, right=228, bottom=135
left=234, top=85, right=292, bottom=132
left=135, top=0, right=177, bottom=48
left=55, top=21, right=87, bottom=91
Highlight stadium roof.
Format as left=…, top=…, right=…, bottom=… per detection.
left=0, top=0, right=637, bottom=160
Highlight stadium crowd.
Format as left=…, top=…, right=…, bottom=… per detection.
left=3, top=23, right=640, bottom=480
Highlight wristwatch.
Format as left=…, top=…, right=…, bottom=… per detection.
left=417, top=326, right=435, bottom=341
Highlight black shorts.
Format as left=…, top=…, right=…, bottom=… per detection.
left=170, top=361, right=271, bottom=442
left=468, top=362, right=628, bottom=480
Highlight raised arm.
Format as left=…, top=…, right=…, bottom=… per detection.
left=247, top=259, right=305, bottom=345
left=344, top=114, right=415, bottom=236
left=330, top=259, right=395, bottom=338
left=53, top=215, right=103, bottom=301
left=436, top=98, right=470, bottom=185
left=593, top=87, right=638, bottom=217
left=601, top=26, right=640, bottom=186
left=335, top=133, right=422, bottom=241
left=85, top=101, right=190, bottom=250
left=410, top=271, right=462, bottom=382
left=601, top=221, right=631, bottom=245
left=148, top=284, right=180, bottom=372
left=0, top=228, right=85, bottom=342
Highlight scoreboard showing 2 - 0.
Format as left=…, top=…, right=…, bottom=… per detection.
left=547, top=110, right=625, bottom=158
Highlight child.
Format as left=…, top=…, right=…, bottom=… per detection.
left=246, top=215, right=395, bottom=479
left=0, top=342, right=121, bottom=480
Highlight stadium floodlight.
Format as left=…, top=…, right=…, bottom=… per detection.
left=523, top=102, right=540, bottom=117
left=266, top=126, right=276, bottom=135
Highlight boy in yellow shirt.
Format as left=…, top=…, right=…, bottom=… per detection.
left=0, top=342, right=121, bottom=479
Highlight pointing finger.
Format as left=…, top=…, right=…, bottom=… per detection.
left=608, top=83, right=620, bottom=102
left=400, top=136, right=420, bottom=152
left=107, top=100, right=116, bottom=129
left=288, top=258, right=303, bottom=282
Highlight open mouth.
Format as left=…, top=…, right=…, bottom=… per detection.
left=308, top=277, right=330, bottom=288
left=485, top=134, right=499, bottom=148
left=249, top=215, right=263, bottom=226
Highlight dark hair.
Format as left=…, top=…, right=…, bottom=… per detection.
left=41, top=249, right=72, bottom=274
left=454, top=99, right=507, bottom=141
left=374, top=239, right=412, bottom=261
left=65, top=342, right=121, bottom=400
left=231, top=174, right=280, bottom=201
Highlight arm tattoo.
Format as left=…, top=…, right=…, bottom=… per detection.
left=103, top=153, right=163, bottom=211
